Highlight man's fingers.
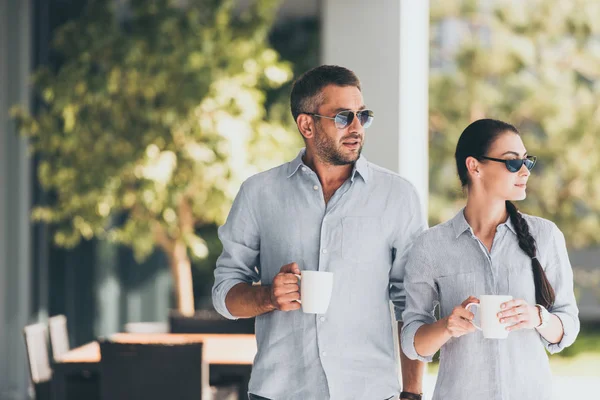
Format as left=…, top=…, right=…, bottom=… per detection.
left=275, top=292, right=302, bottom=311
left=279, top=262, right=300, bottom=274
left=274, top=273, right=300, bottom=285
left=279, top=291, right=301, bottom=303
left=279, top=301, right=301, bottom=312
left=273, top=283, right=299, bottom=297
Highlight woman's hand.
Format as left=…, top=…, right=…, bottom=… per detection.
left=444, top=296, right=479, bottom=338
left=498, top=299, right=541, bottom=331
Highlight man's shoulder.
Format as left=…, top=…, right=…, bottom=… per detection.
left=366, top=161, right=419, bottom=195
left=240, top=161, right=291, bottom=195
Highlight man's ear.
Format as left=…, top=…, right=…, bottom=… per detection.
left=297, top=114, right=315, bottom=140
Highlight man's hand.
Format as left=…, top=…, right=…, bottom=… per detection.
left=269, top=262, right=302, bottom=311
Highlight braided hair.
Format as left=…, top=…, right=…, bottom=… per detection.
left=455, top=119, right=555, bottom=308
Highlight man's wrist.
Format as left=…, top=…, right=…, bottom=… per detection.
left=258, top=285, right=276, bottom=313
left=400, top=391, right=422, bottom=400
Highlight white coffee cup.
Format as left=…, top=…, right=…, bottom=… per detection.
left=466, top=295, right=513, bottom=339
left=293, top=271, right=333, bottom=314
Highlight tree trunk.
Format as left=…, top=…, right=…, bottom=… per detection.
left=169, top=240, right=195, bottom=316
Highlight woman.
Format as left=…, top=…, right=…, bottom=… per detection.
left=401, top=119, right=579, bottom=400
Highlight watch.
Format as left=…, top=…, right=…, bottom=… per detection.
left=535, top=304, right=550, bottom=329
left=400, top=391, right=422, bottom=400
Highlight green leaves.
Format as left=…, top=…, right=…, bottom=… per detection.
left=12, top=0, right=300, bottom=260
left=430, top=0, right=600, bottom=248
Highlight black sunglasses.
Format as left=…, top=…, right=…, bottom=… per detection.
left=304, top=109, right=374, bottom=129
left=479, top=155, right=537, bottom=173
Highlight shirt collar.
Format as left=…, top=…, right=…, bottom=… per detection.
left=351, top=153, right=369, bottom=183
left=502, top=213, right=517, bottom=235
left=286, top=149, right=306, bottom=178
left=451, top=207, right=517, bottom=238
left=451, top=208, right=472, bottom=239
left=286, top=148, right=369, bottom=183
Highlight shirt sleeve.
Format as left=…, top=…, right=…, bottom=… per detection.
left=211, top=182, right=261, bottom=320
left=389, top=183, right=428, bottom=321
left=539, top=224, right=580, bottom=353
left=400, top=238, right=438, bottom=362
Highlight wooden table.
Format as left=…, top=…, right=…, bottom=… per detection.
left=53, top=333, right=257, bottom=400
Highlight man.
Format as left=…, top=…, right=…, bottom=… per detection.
left=212, top=65, right=426, bottom=400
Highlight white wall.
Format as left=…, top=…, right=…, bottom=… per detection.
left=0, top=0, right=33, bottom=398
left=322, top=0, right=430, bottom=386
left=322, top=0, right=430, bottom=216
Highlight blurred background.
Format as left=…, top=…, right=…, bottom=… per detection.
left=1, top=0, right=599, bottom=399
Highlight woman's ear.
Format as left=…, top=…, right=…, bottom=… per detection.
left=297, top=114, right=315, bottom=140
left=466, top=156, right=480, bottom=178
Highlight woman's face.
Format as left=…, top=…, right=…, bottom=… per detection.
left=474, top=132, right=532, bottom=201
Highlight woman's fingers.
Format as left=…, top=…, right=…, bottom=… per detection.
left=461, top=296, right=479, bottom=308
left=500, top=298, right=526, bottom=310
left=454, top=306, right=475, bottom=321
left=497, top=299, right=538, bottom=329
left=446, top=305, right=477, bottom=337
left=506, top=321, right=528, bottom=331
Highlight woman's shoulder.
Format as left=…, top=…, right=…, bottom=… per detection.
left=519, top=213, right=561, bottom=237
left=518, top=213, right=566, bottom=251
left=412, top=219, right=456, bottom=250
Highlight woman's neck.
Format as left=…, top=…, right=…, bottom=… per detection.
left=464, top=194, right=508, bottom=238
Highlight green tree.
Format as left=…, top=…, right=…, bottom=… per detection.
left=12, top=0, right=300, bottom=315
left=429, top=0, right=600, bottom=248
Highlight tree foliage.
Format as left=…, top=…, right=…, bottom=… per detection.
left=12, top=0, right=301, bottom=312
left=430, top=0, right=600, bottom=248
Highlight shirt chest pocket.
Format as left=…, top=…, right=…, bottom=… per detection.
left=507, top=262, right=536, bottom=304
left=341, top=216, right=386, bottom=263
left=436, top=271, right=483, bottom=318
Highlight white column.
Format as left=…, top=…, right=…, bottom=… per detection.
left=322, top=0, right=429, bottom=217
left=322, top=0, right=430, bottom=386
left=0, top=0, right=32, bottom=398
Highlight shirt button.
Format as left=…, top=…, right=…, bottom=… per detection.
left=302, top=167, right=308, bottom=172
left=320, top=316, right=326, bottom=322
left=321, top=351, right=327, bottom=357
left=322, top=248, right=328, bottom=254
left=313, top=185, right=319, bottom=191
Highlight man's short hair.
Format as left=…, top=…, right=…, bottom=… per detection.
left=290, top=65, right=361, bottom=122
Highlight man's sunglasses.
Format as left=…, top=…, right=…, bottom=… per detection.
left=304, top=109, right=374, bottom=130
left=479, top=155, right=537, bottom=173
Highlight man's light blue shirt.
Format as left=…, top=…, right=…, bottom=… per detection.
left=213, top=149, right=426, bottom=400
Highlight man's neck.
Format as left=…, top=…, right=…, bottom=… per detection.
left=302, top=153, right=354, bottom=188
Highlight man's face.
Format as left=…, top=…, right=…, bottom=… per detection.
left=310, top=85, right=366, bottom=165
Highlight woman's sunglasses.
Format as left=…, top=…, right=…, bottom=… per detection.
left=304, top=109, right=374, bottom=130
left=479, top=155, right=537, bottom=173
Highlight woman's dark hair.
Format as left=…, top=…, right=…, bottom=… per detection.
left=455, top=119, right=555, bottom=308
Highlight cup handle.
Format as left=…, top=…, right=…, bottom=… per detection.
left=465, top=302, right=481, bottom=331
left=293, top=274, right=302, bottom=304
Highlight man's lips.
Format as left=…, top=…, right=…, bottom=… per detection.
left=342, top=138, right=361, bottom=147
